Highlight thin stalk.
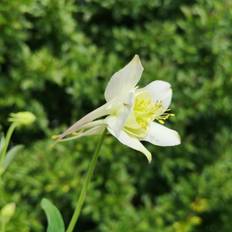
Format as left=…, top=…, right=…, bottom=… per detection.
left=66, top=129, right=107, bottom=232
left=1, top=222, right=5, bottom=232
left=0, top=123, right=16, bottom=167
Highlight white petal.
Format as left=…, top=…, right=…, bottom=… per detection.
left=59, top=126, right=105, bottom=142
left=104, top=55, right=143, bottom=102
left=59, top=102, right=112, bottom=139
left=106, top=116, right=152, bottom=162
left=78, top=119, right=106, bottom=130
left=143, top=122, right=180, bottom=146
left=143, top=80, right=172, bottom=111
left=109, top=90, right=135, bottom=136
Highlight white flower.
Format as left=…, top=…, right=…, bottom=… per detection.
left=57, top=55, right=180, bottom=162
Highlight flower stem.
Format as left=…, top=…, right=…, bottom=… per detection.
left=0, top=123, right=16, bottom=168
left=1, top=222, right=5, bottom=232
left=66, top=129, right=107, bottom=232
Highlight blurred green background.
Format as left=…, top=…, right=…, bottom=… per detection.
left=0, top=0, right=232, bottom=231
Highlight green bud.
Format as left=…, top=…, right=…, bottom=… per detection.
left=1, top=203, right=16, bottom=223
left=8, top=112, right=36, bottom=127
left=189, top=216, right=202, bottom=225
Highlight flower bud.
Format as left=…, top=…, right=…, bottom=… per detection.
left=189, top=216, right=202, bottom=225
left=8, top=112, right=36, bottom=127
left=1, top=203, right=16, bottom=223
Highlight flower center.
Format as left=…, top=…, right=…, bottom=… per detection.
left=124, top=91, right=173, bottom=138
left=134, top=91, right=163, bottom=127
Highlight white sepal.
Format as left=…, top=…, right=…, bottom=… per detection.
left=142, top=80, right=172, bottom=112
left=143, top=122, right=180, bottom=146
left=59, top=102, right=112, bottom=139
left=106, top=116, right=152, bottom=162
left=104, top=55, right=143, bottom=102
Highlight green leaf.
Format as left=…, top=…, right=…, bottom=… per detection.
left=0, top=134, right=5, bottom=154
left=3, top=145, right=24, bottom=173
left=41, top=198, right=65, bottom=232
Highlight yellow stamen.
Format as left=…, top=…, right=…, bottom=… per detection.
left=124, top=91, right=174, bottom=138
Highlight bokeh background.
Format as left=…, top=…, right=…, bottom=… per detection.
left=0, top=0, right=232, bottom=231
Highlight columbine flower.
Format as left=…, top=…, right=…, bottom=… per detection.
left=8, top=112, right=36, bottom=127
left=57, top=55, right=180, bottom=162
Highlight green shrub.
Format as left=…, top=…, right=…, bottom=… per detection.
left=0, top=0, right=232, bottom=231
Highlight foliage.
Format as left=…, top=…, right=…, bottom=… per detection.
left=0, top=0, right=232, bottom=231
left=41, top=198, right=65, bottom=232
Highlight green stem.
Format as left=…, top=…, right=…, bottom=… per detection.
left=1, top=222, right=5, bottom=232
left=66, top=129, right=107, bottom=232
left=0, top=123, right=16, bottom=168
left=1, top=217, right=6, bottom=232
left=0, top=174, right=3, bottom=195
